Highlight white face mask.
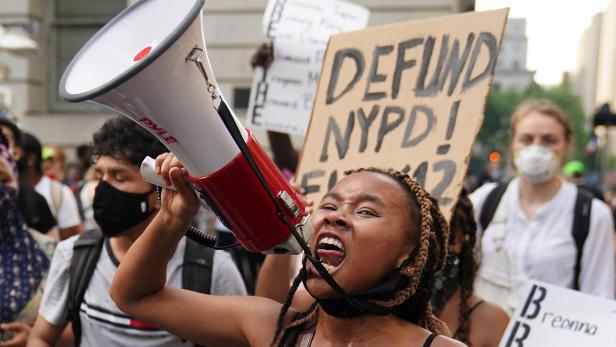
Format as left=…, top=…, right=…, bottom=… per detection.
left=514, top=145, right=559, bottom=184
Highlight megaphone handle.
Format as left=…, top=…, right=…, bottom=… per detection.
left=141, top=156, right=176, bottom=190
left=211, top=96, right=372, bottom=314
left=142, top=156, right=239, bottom=249
left=141, top=157, right=235, bottom=231
left=150, top=185, right=238, bottom=250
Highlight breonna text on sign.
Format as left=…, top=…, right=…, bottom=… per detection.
left=295, top=9, right=508, bottom=221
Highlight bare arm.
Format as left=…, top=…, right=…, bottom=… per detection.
left=27, top=316, right=66, bottom=347
left=472, top=301, right=510, bottom=347
left=255, top=255, right=293, bottom=303
left=110, top=154, right=285, bottom=346
left=58, top=224, right=82, bottom=240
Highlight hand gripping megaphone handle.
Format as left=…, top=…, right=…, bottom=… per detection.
left=140, top=156, right=237, bottom=249
left=140, top=156, right=175, bottom=190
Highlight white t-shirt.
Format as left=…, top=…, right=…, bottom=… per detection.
left=35, top=176, right=81, bottom=229
left=39, top=235, right=247, bottom=346
left=471, top=177, right=615, bottom=302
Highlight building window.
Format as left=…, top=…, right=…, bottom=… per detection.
left=49, top=0, right=127, bottom=113
left=233, top=87, right=251, bottom=109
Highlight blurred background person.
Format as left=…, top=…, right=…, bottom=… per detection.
left=0, top=131, right=55, bottom=347
left=471, top=100, right=614, bottom=314
left=433, top=190, right=509, bottom=347
left=563, top=159, right=605, bottom=201
left=29, top=117, right=246, bottom=347
left=18, top=132, right=83, bottom=240
left=0, top=112, right=56, bottom=235
left=41, top=145, right=67, bottom=182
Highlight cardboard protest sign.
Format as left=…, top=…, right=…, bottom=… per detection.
left=295, top=9, right=509, bottom=221
left=247, top=0, right=369, bottom=135
left=499, top=281, right=616, bottom=347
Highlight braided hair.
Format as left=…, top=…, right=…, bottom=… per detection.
left=272, top=168, right=450, bottom=346
left=448, top=189, right=479, bottom=346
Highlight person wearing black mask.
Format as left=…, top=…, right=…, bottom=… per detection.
left=0, top=110, right=56, bottom=235
left=29, top=117, right=246, bottom=347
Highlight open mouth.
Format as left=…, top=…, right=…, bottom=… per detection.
left=316, top=235, right=346, bottom=274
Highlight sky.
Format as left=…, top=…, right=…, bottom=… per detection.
left=476, top=0, right=610, bottom=86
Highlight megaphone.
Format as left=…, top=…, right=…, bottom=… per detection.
left=59, top=0, right=312, bottom=254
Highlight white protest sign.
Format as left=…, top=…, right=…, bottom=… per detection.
left=262, top=0, right=369, bottom=44
left=295, top=9, right=508, bottom=221
left=247, top=0, right=369, bottom=135
left=499, top=281, right=616, bottom=347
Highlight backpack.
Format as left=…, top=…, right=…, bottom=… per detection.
left=478, top=182, right=593, bottom=291
left=66, top=229, right=214, bottom=346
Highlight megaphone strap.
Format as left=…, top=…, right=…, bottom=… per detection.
left=155, top=186, right=239, bottom=250
left=216, top=100, right=387, bottom=316
left=185, top=54, right=389, bottom=316
left=185, top=46, right=219, bottom=103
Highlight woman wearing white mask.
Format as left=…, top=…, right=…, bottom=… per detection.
left=470, top=100, right=614, bottom=314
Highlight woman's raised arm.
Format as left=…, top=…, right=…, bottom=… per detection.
left=110, top=153, right=284, bottom=347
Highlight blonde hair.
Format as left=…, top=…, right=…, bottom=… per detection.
left=510, top=99, right=573, bottom=142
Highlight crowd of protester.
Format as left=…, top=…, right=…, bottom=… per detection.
left=0, top=42, right=614, bottom=347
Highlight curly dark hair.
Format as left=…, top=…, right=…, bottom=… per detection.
left=92, top=117, right=167, bottom=166
left=20, top=132, right=43, bottom=174
left=273, top=168, right=450, bottom=346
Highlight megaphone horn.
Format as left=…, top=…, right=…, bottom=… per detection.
left=59, top=0, right=312, bottom=254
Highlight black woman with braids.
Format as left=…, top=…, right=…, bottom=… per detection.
left=110, top=152, right=464, bottom=347
left=432, top=190, right=509, bottom=347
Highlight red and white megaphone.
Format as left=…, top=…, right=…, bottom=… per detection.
left=59, top=0, right=312, bottom=254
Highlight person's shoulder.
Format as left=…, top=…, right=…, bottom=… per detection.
left=469, top=181, right=500, bottom=202
left=468, top=181, right=502, bottom=215
left=471, top=299, right=509, bottom=324
left=431, top=334, right=466, bottom=347
left=53, top=234, right=80, bottom=259
left=59, top=181, right=74, bottom=195
left=395, top=322, right=463, bottom=347
left=213, top=248, right=237, bottom=268
left=469, top=299, right=510, bottom=346
left=38, top=175, right=51, bottom=185
left=589, top=196, right=612, bottom=219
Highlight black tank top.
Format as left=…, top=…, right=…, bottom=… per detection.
left=294, top=331, right=440, bottom=346
left=452, top=300, right=485, bottom=339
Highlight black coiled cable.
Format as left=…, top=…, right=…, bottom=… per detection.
left=156, top=186, right=239, bottom=250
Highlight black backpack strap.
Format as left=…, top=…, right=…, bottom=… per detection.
left=183, top=238, right=215, bottom=295
left=572, top=189, right=593, bottom=291
left=67, top=229, right=104, bottom=346
left=479, top=182, right=510, bottom=232
left=183, top=239, right=215, bottom=347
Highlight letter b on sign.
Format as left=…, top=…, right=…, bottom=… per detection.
left=504, top=322, right=531, bottom=347
left=520, top=285, right=547, bottom=320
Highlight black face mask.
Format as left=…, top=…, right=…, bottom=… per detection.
left=93, top=181, right=155, bottom=236
left=300, top=253, right=414, bottom=318
left=431, top=253, right=461, bottom=314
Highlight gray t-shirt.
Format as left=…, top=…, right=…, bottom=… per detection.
left=39, top=235, right=246, bottom=346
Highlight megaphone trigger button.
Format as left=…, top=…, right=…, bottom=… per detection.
left=277, top=191, right=300, bottom=218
